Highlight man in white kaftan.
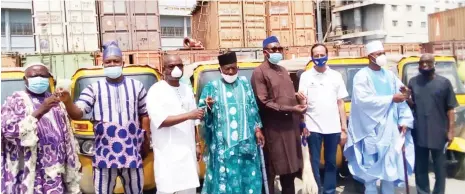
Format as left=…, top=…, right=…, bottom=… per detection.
left=146, top=55, right=204, bottom=194
left=344, top=41, right=415, bottom=194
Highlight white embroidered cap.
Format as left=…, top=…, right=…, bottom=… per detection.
left=23, top=62, right=50, bottom=73
left=365, top=40, right=384, bottom=55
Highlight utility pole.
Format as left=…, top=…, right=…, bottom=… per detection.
left=316, top=0, right=323, bottom=43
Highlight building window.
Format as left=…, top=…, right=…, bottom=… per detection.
left=9, top=23, right=33, bottom=35
left=435, top=7, right=440, bottom=12
left=161, top=27, right=184, bottom=37
left=445, top=0, right=449, bottom=3
left=392, top=20, right=398, bottom=27
left=407, top=5, right=412, bottom=11
left=459, top=3, right=463, bottom=7
left=1, top=22, right=5, bottom=35
left=420, top=6, right=425, bottom=12
left=407, top=21, right=413, bottom=27
left=187, top=27, right=191, bottom=37
left=421, top=22, right=426, bottom=28
left=391, top=5, right=397, bottom=11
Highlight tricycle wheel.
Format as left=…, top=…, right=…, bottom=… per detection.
left=454, top=152, right=465, bottom=180
left=446, top=151, right=465, bottom=180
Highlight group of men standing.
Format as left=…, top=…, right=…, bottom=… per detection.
left=1, top=35, right=457, bottom=194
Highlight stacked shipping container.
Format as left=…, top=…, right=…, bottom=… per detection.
left=428, top=7, right=465, bottom=42
left=191, top=0, right=316, bottom=50
left=98, top=0, right=161, bottom=51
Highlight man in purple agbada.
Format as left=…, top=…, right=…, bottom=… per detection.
left=1, top=63, right=81, bottom=194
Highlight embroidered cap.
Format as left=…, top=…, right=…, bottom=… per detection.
left=102, top=41, right=123, bottom=59
left=365, top=40, right=384, bottom=55
left=218, top=52, right=237, bottom=66
left=263, top=36, right=279, bottom=48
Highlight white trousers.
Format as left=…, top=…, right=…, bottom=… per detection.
left=93, top=168, right=144, bottom=194
left=156, top=188, right=196, bottom=194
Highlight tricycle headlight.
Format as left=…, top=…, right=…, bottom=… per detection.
left=81, top=140, right=94, bottom=155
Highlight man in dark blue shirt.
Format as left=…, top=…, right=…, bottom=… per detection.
left=407, top=53, right=458, bottom=194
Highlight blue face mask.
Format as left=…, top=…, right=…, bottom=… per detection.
left=268, top=53, right=283, bottom=64
left=27, top=77, right=49, bottom=94
left=104, top=66, right=123, bottom=79
left=312, top=55, right=328, bottom=67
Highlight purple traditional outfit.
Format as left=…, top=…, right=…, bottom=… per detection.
left=1, top=91, right=81, bottom=194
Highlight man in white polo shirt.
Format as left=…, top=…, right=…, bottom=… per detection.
left=298, top=43, right=348, bottom=194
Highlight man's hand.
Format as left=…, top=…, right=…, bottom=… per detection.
left=398, top=125, right=407, bottom=135
left=340, top=130, right=348, bottom=146
left=32, top=95, right=60, bottom=119
left=400, top=86, right=411, bottom=98
left=302, top=128, right=310, bottom=137
left=447, top=130, right=454, bottom=144
left=293, top=104, right=308, bottom=114
left=205, top=96, right=215, bottom=109
left=140, top=132, right=151, bottom=159
left=196, top=144, right=202, bottom=161
left=188, top=108, right=205, bottom=120
left=393, top=93, right=407, bottom=103
left=255, top=128, right=265, bottom=147
left=295, top=92, right=307, bottom=105
left=55, top=87, right=72, bottom=103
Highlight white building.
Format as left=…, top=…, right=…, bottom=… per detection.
left=329, top=0, right=465, bottom=44
left=159, top=0, right=196, bottom=50
left=1, top=0, right=34, bottom=53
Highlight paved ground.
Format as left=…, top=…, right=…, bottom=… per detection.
left=285, top=173, right=465, bottom=194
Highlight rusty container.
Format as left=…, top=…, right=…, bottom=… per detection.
left=98, top=0, right=161, bottom=51
left=428, top=7, right=465, bottom=42
left=191, top=0, right=267, bottom=50
left=265, top=0, right=316, bottom=47
left=1, top=53, right=21, bottom=68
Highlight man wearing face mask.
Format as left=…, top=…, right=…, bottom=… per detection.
left=146, top=54, right=203, bottom=194
left=407, top=54, right=457, bottom=194
left=1, top=63, right=81, bottom=194
left=198, top=52, right=265, bottom=194
left=60, top=41, right=150, bottom=194
left=298, top=43, right=348, bottom=194
left=343, top=40, right=415, bottom=194
left=251, top=36, right=307, bottom=194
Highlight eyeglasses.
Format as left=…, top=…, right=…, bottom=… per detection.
left=265, top=46, right=284, bottom=53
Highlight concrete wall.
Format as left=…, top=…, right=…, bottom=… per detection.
left=1, top=8, right=35, bottom=53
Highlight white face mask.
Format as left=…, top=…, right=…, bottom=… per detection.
left=221, top=73, right=238, bottom=83
left=375, top=54, right=387, bottom=67
left=171, top=66, right=182, bottom=78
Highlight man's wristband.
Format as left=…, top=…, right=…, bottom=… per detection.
left=300, top=122, right=306, bottom=129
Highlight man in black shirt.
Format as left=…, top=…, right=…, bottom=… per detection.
left=407, top=53, right=458, bottom=194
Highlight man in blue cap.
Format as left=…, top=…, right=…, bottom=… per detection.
left=251, top=36, right=307, bottom=194
left=59, top=41, right=150, bottom=194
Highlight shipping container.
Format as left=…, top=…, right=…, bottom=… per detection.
left=32, top=0, right=99, bottom=53
left=428, top=7, right=465, bottom=42
left=227, top=47, right=263, bottom=60
left=1, top=53, right=21, bottom=68
left=98, top=0, right=161, bottom=51
left=94, top=49, right=221, bottom=70
left=266, top=0, right=316, bottom=46
left=422, top=40, right=465, bottom=60
left=191, top=0, right=267, bottom=50
left=22, top=52, right=96, bottom=79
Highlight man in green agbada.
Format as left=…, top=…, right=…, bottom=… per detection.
left=199, top=52, right=266, bottom=194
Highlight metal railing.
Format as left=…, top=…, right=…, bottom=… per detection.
left=161, top=26, right=184, bottom=38
left=9, top=23, right=33, bottom=36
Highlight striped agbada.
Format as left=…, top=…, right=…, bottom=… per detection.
left=74, top=41, right=149, bottom=194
